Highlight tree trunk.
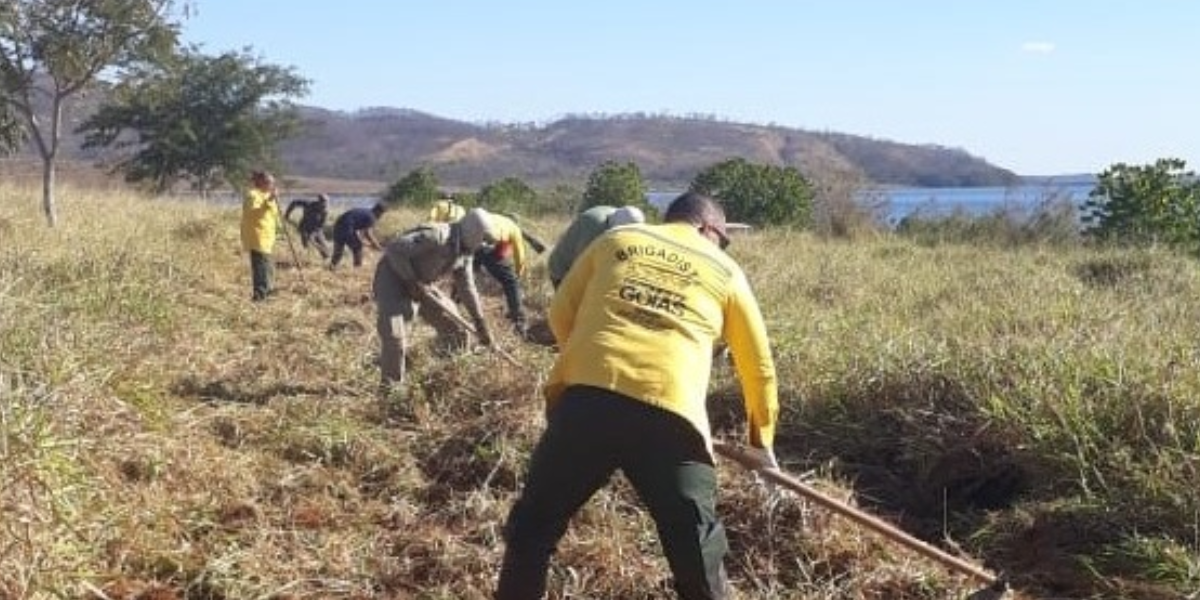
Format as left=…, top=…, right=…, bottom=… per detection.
left=41, top=158, right=57, bottom=227
left=36, top=96, right=65, bottom=227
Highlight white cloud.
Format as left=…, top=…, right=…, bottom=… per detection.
left=1021, top=41, right=1056, bottom=54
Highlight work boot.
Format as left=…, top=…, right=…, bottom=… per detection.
left=512, top=317, right=529, bottom=341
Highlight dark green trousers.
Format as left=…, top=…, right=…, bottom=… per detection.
left=249, top=250, right=273, bottom=301
left=475, top=249, right=525, bottom=330
left=496, top=386, right=729, bottom=600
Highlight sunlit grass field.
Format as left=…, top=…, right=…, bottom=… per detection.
left=2, top=184, right=1198, bottom=599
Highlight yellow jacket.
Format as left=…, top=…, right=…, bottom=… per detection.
left=429, top=200, right=466, bottom=223
left=486, top=213, right=529, bottom=276
left=241, top=188, right=280, bottom=253
left=546, top=222, right=779, bottom=451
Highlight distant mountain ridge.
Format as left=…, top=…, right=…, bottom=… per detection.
left=19, top=97, right=1020, bottom=192
left=278, top=107, right=1019, bottom=191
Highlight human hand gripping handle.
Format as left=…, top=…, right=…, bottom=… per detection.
left=741, top=445, right=780, bottom=471
left=741, top=445, right=786, bottom=500
left=420, top=284, right=515, bottom=364
left=407, top=281, right=437, bottom=306
left=475, top=321, right=495, bottom=348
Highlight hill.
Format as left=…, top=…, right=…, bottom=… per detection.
left=277, top=108, right=1019, bottom=192
left=13, top=97, right=1018, bottom=195
left=1, top=47, right=1046, bottom=203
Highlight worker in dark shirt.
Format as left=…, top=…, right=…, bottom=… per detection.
left=330, top=203, right=386, bottom=269
left=285, top=193, right=331, bottom=259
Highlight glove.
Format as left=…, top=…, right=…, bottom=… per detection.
left=745, top=446, right=788, bottom=502
left=407, top=282, right=434, bottom=304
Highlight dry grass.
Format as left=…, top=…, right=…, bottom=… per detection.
left=3, top=184, right=1198, bottom=599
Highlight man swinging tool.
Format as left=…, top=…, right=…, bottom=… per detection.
left=473, top=211, right=533, bottom=336
left=330, top=203, right=386, bottom=269
left=285, top=193, right=331, bottom=259
left=495, top=192, right=779, bottom=600
left=372, top=208, right=500, bottom=392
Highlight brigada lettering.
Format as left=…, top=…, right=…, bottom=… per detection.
left=615, top=244, right=691, bottom=273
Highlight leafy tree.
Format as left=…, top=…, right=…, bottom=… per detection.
left=581, top=160, right=649, bottom=212
left=477, top=176, right=537, bottom=215
left=78, top=47, right=309, bottom=197
left=0, top=0, right=184, bottom=226
left=690, top=157, right=815, bottom=228
left=1082, top=158, right=1200, bottom=248
left=382, top=167, right=439, bottom=207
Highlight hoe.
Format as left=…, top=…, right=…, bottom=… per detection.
left=715, top=441, right=1009, bottom=600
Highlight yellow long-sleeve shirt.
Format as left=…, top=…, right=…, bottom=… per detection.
left=429, top=200, right=466, bottom=223
left=240, top=188, right=280, bottom=253
left=487, top=213, right=529, bottom=276
left=546, top=222, right=779, bottom=451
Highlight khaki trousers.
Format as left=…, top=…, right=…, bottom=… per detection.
left=373, top=259, right=473, bottom=384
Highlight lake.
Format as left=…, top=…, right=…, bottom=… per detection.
left=863, top=182, right=1096, bottom=225
left=650, top=181, right=1097, bottom=226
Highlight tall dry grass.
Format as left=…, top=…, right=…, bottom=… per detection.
left=2, top=185, right=1197, bottom=599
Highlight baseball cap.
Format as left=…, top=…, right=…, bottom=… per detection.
left=607, top=206, right=646, bottom=227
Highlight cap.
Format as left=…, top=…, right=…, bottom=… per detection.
left=607, top=206, right=646, bottom=227
left=459, top=207, right=495, bottom=250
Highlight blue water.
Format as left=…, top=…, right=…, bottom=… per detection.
left=864, top=182, right=1095, bottom=225
left=648, top=181, right=1097, bottom=225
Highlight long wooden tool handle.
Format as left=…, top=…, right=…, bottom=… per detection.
left=424, top=287, right=523, bottom=367
left=713, top=441, right=998, bottom=586
left=274, top=192, right=307, bottom=283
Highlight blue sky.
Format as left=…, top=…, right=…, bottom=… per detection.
left=180, top=1, right=1199, bottom=177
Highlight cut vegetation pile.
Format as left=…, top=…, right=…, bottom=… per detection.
left=2, top=185, right=1197, bottom=599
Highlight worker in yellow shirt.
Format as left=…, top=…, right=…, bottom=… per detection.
left=429, top=192, right=466, bottom=223
left=239, top=170, right=281, bottom=302
left=431, top=192, right=548, bottom=256
left=495, top=192, right=780, bottom=599
left=474, top=211, right=531, bottom=335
